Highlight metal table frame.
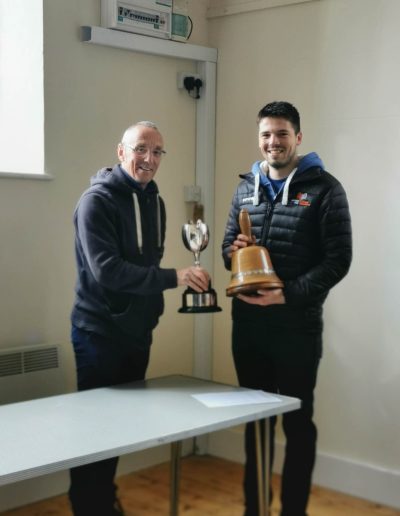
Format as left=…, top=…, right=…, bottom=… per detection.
left=0, top=375, right=300, bottom=515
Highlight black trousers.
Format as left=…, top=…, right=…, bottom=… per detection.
left=232, top=320, right=321, bottom=516
left=69, top=326, right=151, bottom=516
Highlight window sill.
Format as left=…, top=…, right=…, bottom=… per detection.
left=0, top=171, right=53, bottom=180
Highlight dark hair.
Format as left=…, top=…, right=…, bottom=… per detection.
left=257, top=101, right=301, bottom=134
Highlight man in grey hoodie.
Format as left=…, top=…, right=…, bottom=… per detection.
left=222, top=102, right=352, bottom=516
left=69, top=121, right=209, bottom=515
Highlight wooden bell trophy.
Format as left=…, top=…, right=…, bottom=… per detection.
left=226, top=209, right=283, bottom=297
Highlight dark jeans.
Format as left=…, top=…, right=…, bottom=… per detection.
left=232, top=320, right=321, bottom=516
left=69, top=326, right=151, bottom=516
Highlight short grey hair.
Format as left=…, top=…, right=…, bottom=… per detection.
left=121, top=121, right=159, bottom=144
left=135, top=120, right=158, bottom=129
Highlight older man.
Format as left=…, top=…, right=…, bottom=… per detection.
left=69, top=121, right=209, bottom=515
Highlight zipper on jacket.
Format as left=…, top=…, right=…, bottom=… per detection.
left=260, top=198, right=273, bottom=246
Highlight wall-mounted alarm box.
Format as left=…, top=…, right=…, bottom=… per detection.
left=101, top=0, right=172, bottom=40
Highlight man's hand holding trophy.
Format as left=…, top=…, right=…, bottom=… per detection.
left=178, top=207, right=283, bottom=312
left=178, top=219, right=222, bottom=313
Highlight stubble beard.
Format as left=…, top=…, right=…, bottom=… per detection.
left=266, top=149, right=297, bottom=170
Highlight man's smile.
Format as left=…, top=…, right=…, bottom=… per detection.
left=268, top=148, right=284, bottom=156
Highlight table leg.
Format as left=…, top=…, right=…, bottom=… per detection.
left=264, top=418, right=270, bottom=511
left=170, top=440, right=182, bottom=516
left=255, top=418, right=270, bottom=516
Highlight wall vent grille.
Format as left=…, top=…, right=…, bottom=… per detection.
left=0, top=353, right=23, bottom=377
left=0, top=346, right=59, bottom=377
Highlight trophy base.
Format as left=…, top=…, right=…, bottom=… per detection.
left=179, top=287, right=222, bottom=314
left=226, top=279, right=284, bottom=297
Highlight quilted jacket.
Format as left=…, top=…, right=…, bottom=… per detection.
left=222, top=153, right=352, bottom=329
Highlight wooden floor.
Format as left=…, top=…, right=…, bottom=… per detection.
left=2, top=456, right=399, bottom=515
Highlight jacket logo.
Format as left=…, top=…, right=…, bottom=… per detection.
left=291, top=192, right=311, bottom=207
left=241, top=196, right=255, bottom=204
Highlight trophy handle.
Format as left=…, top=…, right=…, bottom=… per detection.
left=239, top=209, right=253, bottom=244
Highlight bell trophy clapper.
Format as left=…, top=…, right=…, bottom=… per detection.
left=226, top=208, right=283, bottom=297
left=179, top=219, right=222, bottom=313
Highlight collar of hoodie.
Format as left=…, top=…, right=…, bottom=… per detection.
left=250, top=152, right=324, bottom=206
left=251, top=161, right=297, bottom=206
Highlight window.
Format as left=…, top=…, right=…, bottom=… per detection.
left=0, top=0, right=46, bottom=177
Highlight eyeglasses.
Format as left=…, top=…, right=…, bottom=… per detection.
left=124, top=144, right=166, bottom=159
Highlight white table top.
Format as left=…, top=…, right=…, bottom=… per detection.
left=0, top=375, right=300, bottom=486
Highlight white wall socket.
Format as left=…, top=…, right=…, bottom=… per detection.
left=184, top=185, right=201, bottom=202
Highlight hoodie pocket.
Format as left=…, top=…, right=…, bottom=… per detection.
left=109, top=294, right=164, bottom=337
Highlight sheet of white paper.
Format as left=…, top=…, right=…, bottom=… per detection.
left=192, top=390, right=282, bottom=408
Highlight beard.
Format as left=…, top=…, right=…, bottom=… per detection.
left=268, top=158, right=290, bottom=169
left=266, top=148, right=297, bottom=170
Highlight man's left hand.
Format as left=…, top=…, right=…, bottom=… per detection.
left=237, top=288, right=286, bottom=306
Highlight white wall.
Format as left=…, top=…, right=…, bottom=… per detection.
left=208, top=0, right=400, bottom=508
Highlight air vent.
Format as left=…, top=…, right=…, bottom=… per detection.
left=24, top=347, right=58, bottom=372
left=0, top=346, right=59, bottom=377
left=0, top=352, right=23, bottom=377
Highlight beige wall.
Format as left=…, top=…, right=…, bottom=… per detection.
left=209, top=0, right=400, bottom=504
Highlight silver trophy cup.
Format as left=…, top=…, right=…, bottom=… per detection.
left=178, top=219, right=222, bottom=313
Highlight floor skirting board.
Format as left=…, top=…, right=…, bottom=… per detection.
left=207, top=428, right=400, bottom=510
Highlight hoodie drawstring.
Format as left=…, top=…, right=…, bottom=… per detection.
left=156, top=194, right=162, bottom=248
left=132, top=193, right=143, bottom=254
left=253, top=172, right=260, bottom=206
left=282, top=167, right=297, bottom=206
left=132, top=192, right=162, bottom=254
